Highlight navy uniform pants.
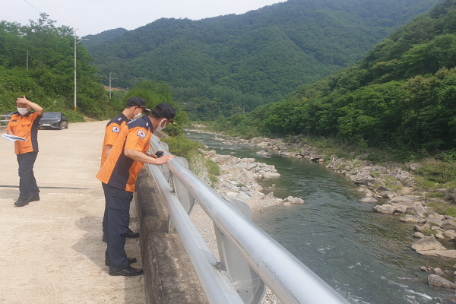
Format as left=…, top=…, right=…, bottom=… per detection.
left=101, top=183, right=133, bottom=270
left=17, top=152, right=40, bottom=199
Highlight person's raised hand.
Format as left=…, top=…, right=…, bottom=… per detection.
left=16, top=96, right=30, bottom=107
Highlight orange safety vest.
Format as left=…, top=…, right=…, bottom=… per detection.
left=100, top=113, right=129, bottom=168
left=6, top=111, right=42, bottom=154
left=96, top=115, right=153, bottom=193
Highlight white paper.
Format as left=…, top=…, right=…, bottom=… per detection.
left=2, top=134, right=27, bottom=142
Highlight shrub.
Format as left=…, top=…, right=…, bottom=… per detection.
left=162, top=135, right=204, bottom=159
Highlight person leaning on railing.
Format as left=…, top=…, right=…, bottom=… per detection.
left=99, top=97, right=150, bottom=243
left=96, top=103, right=176, bottom=277
left=6, top=96, right=43, bottom=207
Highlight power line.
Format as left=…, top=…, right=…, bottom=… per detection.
left=23, top=0, right=42, bottom=13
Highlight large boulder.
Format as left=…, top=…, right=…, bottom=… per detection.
left=444, top=230, right=456, bottom=239
left=373, top=204, right=397, bottom=214
left=237, top=192, right=251, bottom=200
left=262, top=172, right=281, bottom=179
left=428, top=275, right=456, bottom=289
left=390, top=196, right=416, bottom=205
left=400, top=215, right=426, bottom=223
left=284, top=196, right=305, bottom=204
left=411, top=236, right=447, bottom=253
left=442, top=219, right=456, bottom=230
left=359, top=197, right=378, bottom=204
left=420, top=250, right=456, bottom=258
left=381, top=191, right=395, bottom=199
left=406, top=205, right=426, bottom=218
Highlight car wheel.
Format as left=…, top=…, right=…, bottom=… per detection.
left=65, top=122, right=69, bottom=129
left=59, top=122, right=64, bottom=130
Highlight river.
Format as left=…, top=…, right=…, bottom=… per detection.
left=186, top=131, right=456, bottom=304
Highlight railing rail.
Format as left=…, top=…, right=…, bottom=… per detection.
left=0, top=114, right=11, bottom=127
left=149, top=138, right=349, bottom=304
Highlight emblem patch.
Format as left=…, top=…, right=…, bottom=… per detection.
left=137, top=130, right=146, bottom=139
left=112, top=126, right=120, bottom=133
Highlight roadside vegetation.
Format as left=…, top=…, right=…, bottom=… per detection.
left=161, top=135, right=220, bottom=188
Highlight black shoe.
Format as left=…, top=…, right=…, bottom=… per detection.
left=14, top=197, right=30, bottom=207
left=109, top=265, right=143, bottom=276
left=105, top=257, right=137, bottom=267
left=28, top=195, right=40, bottom=202
left=102, top=232, right=107, bottom=243
left=126, top=228, right=140, bottom=239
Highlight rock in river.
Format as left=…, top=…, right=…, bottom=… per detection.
left=359, top=197, right=378, bottom=204
left=428, top=275, right=456, bottom=289
left=373, top=204, right=397, bottom=214
left=411, top=236, right=447, bottom=253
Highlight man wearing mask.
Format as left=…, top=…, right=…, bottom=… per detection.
left=6, top=96, right=44, bottom=207
left=100, top=97, right=149, bottom=242
left=96, top=103, right=176, bottom=276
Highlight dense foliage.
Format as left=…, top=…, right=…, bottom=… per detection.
left=116, top=80, right=188, bottom=136
left=85, top=0, right=438, bottom=119
left=211, top=0, right=456, bottom=154
left=0, top=14, right=111, bottom=120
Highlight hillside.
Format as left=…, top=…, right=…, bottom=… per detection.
left=82, top=28, right=128, bottom=48
left=85, top=0, right=439, bottom=119
left=211, top=0, right=456, bottom=154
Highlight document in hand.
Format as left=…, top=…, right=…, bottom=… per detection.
left=2, top=134, right=26, bottom=142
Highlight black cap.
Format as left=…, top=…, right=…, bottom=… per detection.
left=152, top=103, right=177, bottom=125
left=126, top=97, right=151, bottom=113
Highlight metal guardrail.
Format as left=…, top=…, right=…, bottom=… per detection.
left=0, top=114, right=11, bottom=127
left=148, top=138, right=349, bottom=304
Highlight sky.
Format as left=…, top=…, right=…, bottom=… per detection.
left=3, top=0, right=284, bottom=37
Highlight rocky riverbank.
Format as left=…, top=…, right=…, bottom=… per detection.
left=186, top=127, right=456, bottom=290
left=188, top=148, right=302, bottom=304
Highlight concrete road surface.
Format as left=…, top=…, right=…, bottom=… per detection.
left=0, top=121, right=145, bottom=304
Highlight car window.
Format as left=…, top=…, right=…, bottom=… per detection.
left=42, top=112, right=61, bottom=118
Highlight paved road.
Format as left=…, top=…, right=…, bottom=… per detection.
left=0, top=121, right=145, bottom=304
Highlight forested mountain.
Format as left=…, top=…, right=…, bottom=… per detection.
left=82, top=28, right=128, bottom=48
left=85, top=0, right=439, bottom=119
left=213, top=0, right=456, bottom=154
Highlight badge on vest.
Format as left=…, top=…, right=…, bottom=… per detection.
left=137, top=130, right=146, bottom=139
left=112, top=126, right=120, bottom=133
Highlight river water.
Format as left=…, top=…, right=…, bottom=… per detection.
left=186, top=131, right=456, bottom=304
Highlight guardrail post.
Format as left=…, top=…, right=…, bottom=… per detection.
left=150, top=139, right=196, bottom=234
left=214, top=196, right=266, bottom=304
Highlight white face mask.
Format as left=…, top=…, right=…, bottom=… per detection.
left=134, top=111, right=143, bottom=120
left=155, top=119, right=167, bottom=132
left=17, top=108, right=29, bottom=115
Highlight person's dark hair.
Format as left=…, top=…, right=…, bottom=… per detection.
left=150, top=109, right=166, bottom=119
left=149, top=103, right=176, bottom=121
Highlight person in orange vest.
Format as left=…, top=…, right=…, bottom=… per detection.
left=6, top=96, right=44, bottom=207
left=100, top=97, right=150, bottom=242
left=96, top=103, right=175, bottom=276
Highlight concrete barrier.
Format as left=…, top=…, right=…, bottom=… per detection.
left=135, top=169, right=207, bottom=304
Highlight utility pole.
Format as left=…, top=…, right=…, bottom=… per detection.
left=74, top=29, right=78, bottom=112
left=26, top=51, right=28, bottom=71
left=109, top=73, right=118, bottom=99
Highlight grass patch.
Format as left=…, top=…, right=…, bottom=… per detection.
left=421, top=228, right=437, bottom=236
left=427, top=200, right=456, bottom=216
left=446, top=207, right=456, bottom=218
left=414, top=158, right=456, bottom=191
left=208, top=175, right=218, bottom=188
left=162, top=135, right=204, bottom=158
left=425, top=192, right=445, bottom=198
left=417, top=159, right=456, bottom=184
left=206, top=159, right=220, bottom=176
